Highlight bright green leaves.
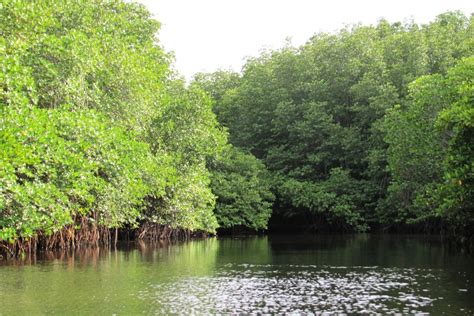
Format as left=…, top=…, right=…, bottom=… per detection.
left=141, top=81, right=227, bottom=233
left=0, top=105, right=170, bottom=240
left=2, top=1, right=472, bottom=242
left=2, top=0, right=170, bottom=133
left=1, top=106, right=78, bottom=240
left=0, top=0, right=228, bottom=244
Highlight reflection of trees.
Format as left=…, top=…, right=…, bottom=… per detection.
left=136, top=238, right=220, bottom=277
left=0, top=239, right=221, bottom=314
left=215, top=236, right=273, bottom=265
left=267, top=234, right=469, bottom=268
left=0, top=237, right=473, bottom=314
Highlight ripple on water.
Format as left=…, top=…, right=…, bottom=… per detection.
left=137, top=265, right=437, bottom=314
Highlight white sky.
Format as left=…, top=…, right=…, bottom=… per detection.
left=136, top=0, right=473, bottom=80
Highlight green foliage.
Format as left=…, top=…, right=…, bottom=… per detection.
left=382, top=75, right=447, bottom=224
left=433, top=57, right=473, bottom=231
left=209, top=147, right=274, bottom=230
left=1, top=1, right=472, bottom=243
left=0, top=0, right=230, bottom=244
left=384, top=56, right=474, bottom=232
left=201, top=11, right=473, bottom=232
left=0, top=105, right=169, bottom=241
left=1, top=0, right=169, bottom=133
left=146, top=82, right=227, bottom=233
left=275, top=169, right=369, bottom=231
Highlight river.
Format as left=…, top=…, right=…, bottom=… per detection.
left=0, top=234, right=473, bottom=314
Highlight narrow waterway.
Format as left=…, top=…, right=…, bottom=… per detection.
left=0, top=234, right=472, bottom=314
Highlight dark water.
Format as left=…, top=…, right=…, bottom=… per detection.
left=0, top=235, right=473, bottom=315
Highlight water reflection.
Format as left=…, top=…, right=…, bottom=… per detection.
left=142, top=265, right=437, bottom=314
left=0, top=235, right=472, bottom=314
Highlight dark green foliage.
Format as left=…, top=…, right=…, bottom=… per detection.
left=209, top=147, right=274, bottom=230
left=437, top=58, right=474, bottom=233
left=274, top=169, right=369, bottom=231
left=200, top=12, right=473, bottom=233
left=382, top=75, right=447, bottom=225
left=384, top=56, right=473, bottom=234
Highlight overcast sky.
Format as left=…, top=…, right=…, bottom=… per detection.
left=136, top=0, right=473, bottom=80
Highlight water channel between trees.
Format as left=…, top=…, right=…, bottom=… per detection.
left=0, top=234, right=473, bottom=314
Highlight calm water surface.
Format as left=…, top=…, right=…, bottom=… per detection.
left=0, top=234, right=473, bottom=314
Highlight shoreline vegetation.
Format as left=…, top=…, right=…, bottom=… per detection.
left=0, top=222, right=208, bottom=259
left=1, top=0, right=473, bottom=258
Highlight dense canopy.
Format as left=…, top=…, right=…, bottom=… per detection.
left=1, top=0, right=228, bottom=254
left=195, top=11, right=474, bottom=238
left=1, top=1, right=473, bottom=256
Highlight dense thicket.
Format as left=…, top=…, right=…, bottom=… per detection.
left=1, top=0, right=265, bottom=256
left=195, top=12, right=473, bottom=238
left=384, top=56, right=474, bottom=237
left=1, top=2, right=473, bottom=255
left=208, top=146, right=274, bottom=231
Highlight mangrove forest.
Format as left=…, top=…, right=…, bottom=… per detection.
left=1, top=0, right=473, bottom=259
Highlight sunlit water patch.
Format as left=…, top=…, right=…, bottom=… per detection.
left=1, top=235, right=473, bottom=314
left=139, top=264, right=438, bottom=314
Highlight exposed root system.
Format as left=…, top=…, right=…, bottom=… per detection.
left=0, top=218, right=208, bottom=259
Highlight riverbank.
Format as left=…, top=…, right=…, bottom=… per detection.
left=0, top=221, right=209, bottom=260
